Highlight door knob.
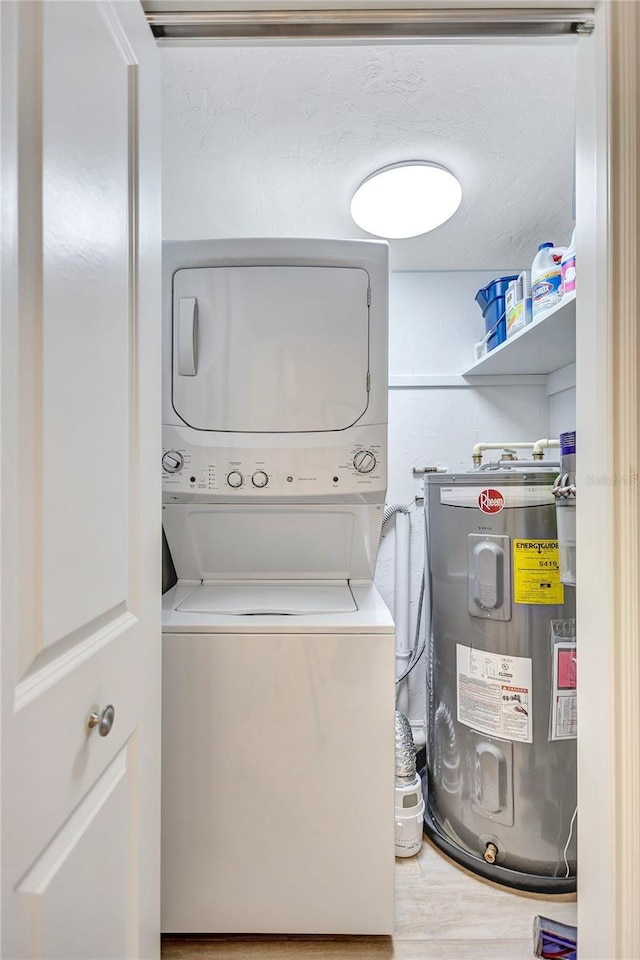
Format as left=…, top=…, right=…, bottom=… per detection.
left=87, top=704, right=115, bottom=737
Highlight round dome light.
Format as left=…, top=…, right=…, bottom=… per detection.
left=350, top=162, right=462, bottom=239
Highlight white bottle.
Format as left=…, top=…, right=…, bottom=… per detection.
left=532, top=242, right=563, bottom=317
left=506, top=270, right=533, bottom=338
left=561, top=228, right=576, bottom=299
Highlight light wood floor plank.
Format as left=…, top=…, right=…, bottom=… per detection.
left=395, top=840, right=576, bottom=941
left=162, top=838, right=577, bottom=959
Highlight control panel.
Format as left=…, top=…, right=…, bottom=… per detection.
left=353, top=450, right=377, bottom=474
left=162, top=450, right=184, bottom=474
left=161, top=425, right=385, bottom=501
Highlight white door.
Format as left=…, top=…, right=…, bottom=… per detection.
left=1, top=2, right=161, bottom=958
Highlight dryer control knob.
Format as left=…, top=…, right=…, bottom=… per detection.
left=353, top=450, right=376, bottom=474
left=252, top=471, right=269, bottom=488
left=227, top=470, right=244, bottom=488
left=162, top=450, right=184, bottom=474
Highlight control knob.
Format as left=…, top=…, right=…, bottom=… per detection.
left=162, top=450, right=184, bottom=474
left=353, top=450, right=376, bottom=474
left=252, top=471, right=269, bottom=488
left=227, top=470, right=244, bottom=488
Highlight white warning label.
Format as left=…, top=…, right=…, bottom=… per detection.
left=456, top=644, right=533, bottom=743
left=550, top=641, right=577, bottom=740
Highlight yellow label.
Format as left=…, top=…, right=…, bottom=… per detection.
left=513, top=539, right=565, bottom=605
left=507, top=302, right=524, bottom=332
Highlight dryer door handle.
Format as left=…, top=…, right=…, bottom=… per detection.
left=177, top=297, right=198, bottom=376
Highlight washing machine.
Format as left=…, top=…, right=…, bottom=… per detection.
left=160, top=239, right=396, bottom=934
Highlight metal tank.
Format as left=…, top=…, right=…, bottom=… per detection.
left=423, top=470, right=576, bottom=893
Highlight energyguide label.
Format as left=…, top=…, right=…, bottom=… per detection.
left=513, top=539, right=564, bottom=605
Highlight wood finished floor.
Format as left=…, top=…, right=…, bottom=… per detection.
left=161, top=838, right=577, bottom=960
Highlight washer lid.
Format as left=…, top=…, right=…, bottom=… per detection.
left=176, top=580, right=358, bottom=615
left=171, top=264, right=370, bottom=433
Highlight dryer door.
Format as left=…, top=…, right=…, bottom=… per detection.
left=171, top=264, right=370, bottom=433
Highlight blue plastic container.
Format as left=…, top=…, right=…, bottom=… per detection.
left=559, top=431, right=576, bottom=456
left=475, top=275, right=519, bottom=351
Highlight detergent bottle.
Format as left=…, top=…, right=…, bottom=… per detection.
left=561, top=228, right=576, bottom=298
left=531, top=242, right=563, bottom=317
left=506, top=271, right=533, bottom=338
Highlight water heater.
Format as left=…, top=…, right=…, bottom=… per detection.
left=423, top=469, right=576, bottom=893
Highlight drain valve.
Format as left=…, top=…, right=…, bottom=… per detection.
left=484, top=842, right=498, bottom=864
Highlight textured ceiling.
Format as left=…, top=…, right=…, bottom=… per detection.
left=161, top=42, right=576, bottom=270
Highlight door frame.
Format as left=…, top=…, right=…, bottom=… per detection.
left=575, top=3, right=640, bottom=958
left=3, top=0, right=636, bottom=954
left=149, top=2, right=640, bottom=954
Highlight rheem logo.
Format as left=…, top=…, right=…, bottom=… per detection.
left=478, top=488, right=505, bottom=514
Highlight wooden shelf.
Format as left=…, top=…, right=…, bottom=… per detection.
left=463, top=292, right=576, bottom=377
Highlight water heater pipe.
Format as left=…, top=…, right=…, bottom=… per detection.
left=498, top=459, right=560, bottom=469
left=479, top=459, right=561, bottom=472
left=472, top=438, right=560, bottom=467
left=472, top=441, right=539, bottom=466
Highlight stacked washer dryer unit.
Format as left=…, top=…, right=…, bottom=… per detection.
left=424, top=468, right=577, bottom=893
left=161, top=239, right=395, bottom=935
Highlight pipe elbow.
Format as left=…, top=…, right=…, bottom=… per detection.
left=533, top=438, right=561, bottom=457
left=472, top=442, right=487, bottom=467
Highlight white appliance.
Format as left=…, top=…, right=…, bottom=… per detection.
left=161, top=238, right=395, bottom=935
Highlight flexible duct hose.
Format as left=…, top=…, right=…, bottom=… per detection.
left=382, top=503, right=411, bottom=525
left=395, top=711, right=424, bottom=857
left=395, top=711, right=417, bottom=784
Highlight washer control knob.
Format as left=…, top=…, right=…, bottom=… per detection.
left=252, top=470, right=269, bottom=488
left=162, top=450, right=184, bottom=474
left=227, top=470, right=244, bottom=488
left=353, top=450, right=376, bottom=474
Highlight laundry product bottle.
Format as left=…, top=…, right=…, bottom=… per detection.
left=506, top=271, right=533, bottom=338
left=561, top=228, right=576, bottom=298
left=532, top=242, right=563, bottom=317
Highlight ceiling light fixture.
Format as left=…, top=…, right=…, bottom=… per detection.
left=350, top=161, right=462, bottom=239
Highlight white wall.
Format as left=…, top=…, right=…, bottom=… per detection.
left=160, top=44, right=576, bottom=273
left=549, top=378, right=577, bottom=438
left=376, top=271, right=551, bottom=734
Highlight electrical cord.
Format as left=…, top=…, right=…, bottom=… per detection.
left=396, top=637, right=426, bottom=685
left=395, top=571, right=426, bottom=685
left=562, top=805, right=578, bottom=878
